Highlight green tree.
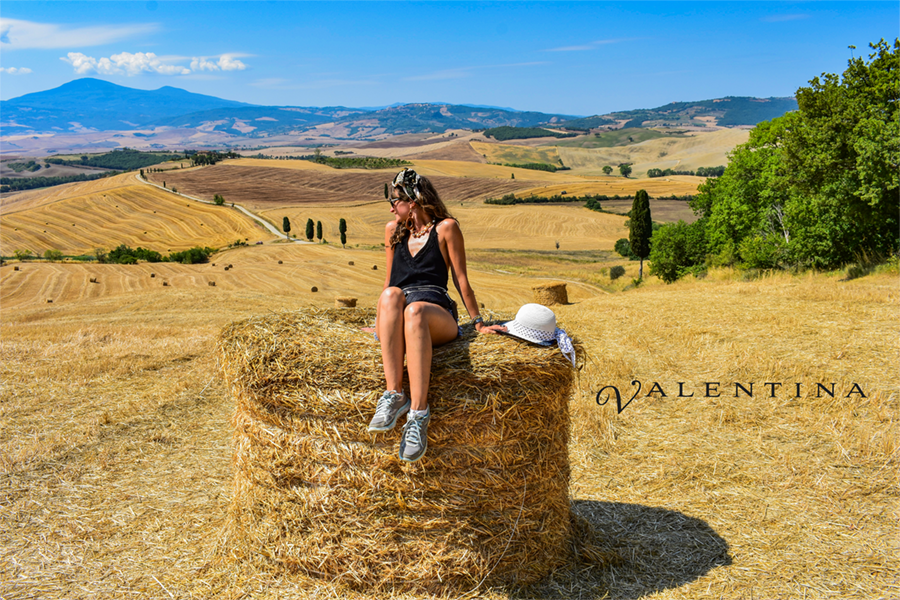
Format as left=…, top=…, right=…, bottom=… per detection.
left=339, top=218, right=347, bottom=247
left=283, top=216, right=291, bottom=236
left=43, top=249, right=64, bottom=261
left=603, top=165, right=613, bottom=176
left=619, top=164, right=633, bottom=178
left=214, top=194, right=225, bottom=206
left=384, top=183, right=389, bottom=199
left=629, top=189, right=652, bottom=279
left=306, top=218, right=314, bottom=241
left=13, top=249, right=33, bottom=260
left=316, top=220, right=323, bottom=242
left=649, top=220, right=708, bottom=283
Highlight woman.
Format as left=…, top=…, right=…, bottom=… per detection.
left=369, top=168, right=505, bottom=463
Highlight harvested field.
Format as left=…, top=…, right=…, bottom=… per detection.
left=1, top=172, right=140, bottom=215
left=0, top=243, right=596, bottom=312
left=1, top=181, right=269, bottom=256
left=470, top=141, right=563, bottom=168
left=408, top=139, right=488, bottom=162
left=1, top=266, right=896, bottom=599
left=146, top=159, right=539, bottom=210
left=556, top=129, right=750, bottom=177
left=260, top=200, right=632, bottom=251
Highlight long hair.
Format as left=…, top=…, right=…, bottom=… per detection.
left=388, top=173, right=455, bottom=248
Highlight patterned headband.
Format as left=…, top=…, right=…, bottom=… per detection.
left=392, top=168, right=421, bottom=201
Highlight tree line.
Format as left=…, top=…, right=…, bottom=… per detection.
left=647, top=166, right=725, bottom=178
left=282, top=216, right=349, bottom=247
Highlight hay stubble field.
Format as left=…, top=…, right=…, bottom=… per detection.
left=1, top=161, right=897, bottom=599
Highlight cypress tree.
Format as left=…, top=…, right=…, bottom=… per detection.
left=339, top=218, right=347, bottom=247
left=282, top=216, right=291, bottom=236
left=316, top=220, right=323, bottom=242
left=384, top=183, right=389, bottom=199
left=629, top=189, right=652, bottom=279
left=305, top=218, right=314, bottom=241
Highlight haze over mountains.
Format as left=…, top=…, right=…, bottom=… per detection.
left=1, top=78, right=797, bottom=153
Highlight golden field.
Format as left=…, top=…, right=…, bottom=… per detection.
left=1, top=165, right=897, bottom=599
left=1, top=174, right=270, bottom=256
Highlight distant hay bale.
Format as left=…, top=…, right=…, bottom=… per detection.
left=278, top=260, right=283, bottom=264
left=310, top=286, right=318, bottom=292
left=14, top=266, right=19, bottom=271
left=209, top=281, right=216, bottom=287
left=348, top=261, right=355, bottom=266
left=229, top=264, right=234, bottom=269
left=162, top=281, right=169, bottom=287
left=150, top=273, right=156, bottom=278
left=334, top=296, right=357, bottom=308
left=219, top=308, right=577, bottom=593
left=89, top=277, right=98, bottom=283
left=532, top=282, right=568, bottom=306
left=224, top=267, right=230, bottom=271
left=372, top=264, right=378, bottom=270
left=212, top=263, right=216, bottom=266
left=46, top=299, right=53, bottom=303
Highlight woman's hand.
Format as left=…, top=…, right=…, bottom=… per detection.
left=475, top=323, right=507, bottom=335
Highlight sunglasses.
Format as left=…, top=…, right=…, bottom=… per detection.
left=388, top=196, right=407, bottom=208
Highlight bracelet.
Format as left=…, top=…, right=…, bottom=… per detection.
left=473, top=316, right=484, bottom=325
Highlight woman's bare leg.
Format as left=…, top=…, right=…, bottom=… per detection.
left=377, top=287, right=406, bottom=392
left=403, top=302, right=459, bottom=410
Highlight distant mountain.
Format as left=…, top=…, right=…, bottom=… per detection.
left=1, top=79, right=797, bottom=141
left=2, top=78, right=254, bottom=131
left=327, top=103, right=579, bottom=137
left=558, top=97, right=798, bottom=130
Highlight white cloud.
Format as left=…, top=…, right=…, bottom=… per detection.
left=61, top=51, right=190, bottom=76
left=0, top=18, right=157, bottom=50
left=0, top=66, right=32, bottom=74
left=190, top=54, right=247, bottom=72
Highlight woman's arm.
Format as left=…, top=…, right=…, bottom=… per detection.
left=441, top=220, right=505, bottom=335
left=383, top=221, right=397, bottom=290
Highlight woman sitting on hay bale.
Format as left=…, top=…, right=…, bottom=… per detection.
left=371, top=168, right=506, bottom=462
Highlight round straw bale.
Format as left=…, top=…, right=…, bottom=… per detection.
left=310, top=286, right=318, bottom=292
left=372, top=264, right=378, bottom=270
left=212, top=263, right=216, bottom=266
left=150, top=273, right=156, bottom=278
left=532, top=282, right=568, bottom=306
left=46, top=299, right=53, bottom=303
left=209, top=281, right=216, bottom=287
left=219, top=308, right=578, bottom=593
left=334, top=296, right=357, bottom=308
left=89, top=277, right=98, bottom=283
left=14, top=266, right=20, bottom=271
left=348, top=261, right=355, bottom=266
left=278, top=260, right=283, bottom=264
left=162, top=281, right=169, bottom=286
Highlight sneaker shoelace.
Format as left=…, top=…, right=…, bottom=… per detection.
left=404, top=415, right=425, bottom=447
left=374, top=391, right=401, bottom=419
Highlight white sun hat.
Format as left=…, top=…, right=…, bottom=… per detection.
left=503, top=303, right=576, bottom=367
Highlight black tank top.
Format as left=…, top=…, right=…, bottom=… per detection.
left=388, top=219, right=449, bottom=290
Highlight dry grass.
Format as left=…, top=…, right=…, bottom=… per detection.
left=1, top=167, right=897, bottom=598
left=1, top=176, right=269, bottom=255
left=556, top=129, right=750, bottom=177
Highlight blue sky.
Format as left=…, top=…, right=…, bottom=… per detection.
left=1, top=1, right=896, bottom=115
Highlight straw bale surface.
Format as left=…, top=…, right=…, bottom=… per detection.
left=219, top=308, right=576, bottom=592
left=334, top=296, right=357, bottom=308
left=532, top=282, right=568, bottom=306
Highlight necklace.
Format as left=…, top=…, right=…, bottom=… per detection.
left=410, top=220, right=435, bottom=239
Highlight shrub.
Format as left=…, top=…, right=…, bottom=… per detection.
left=43, top=249, right=64, bottom=261
left=614, top=238, right=638, bottom=260
left=648, top=220, right=708, bottom=283
left=167, top=246, right=215, bottom=264
left=610, top=265, right=626, bottom=280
